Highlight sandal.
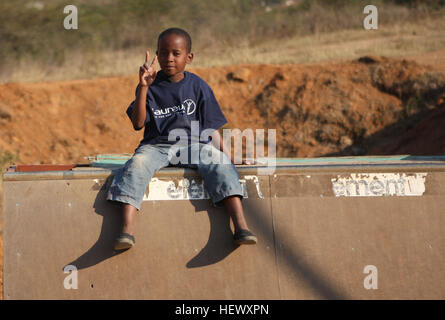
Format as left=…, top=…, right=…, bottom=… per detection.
left=234, top=229, right=257, bottom=245
left=114, top=232, right=135, bottom=251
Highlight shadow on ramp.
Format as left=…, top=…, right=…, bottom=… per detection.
left=187, top=201, right=239, bottom=268
left=64, top=180, right=238, bottom=271
left=64, top=178, right=125, bottom=271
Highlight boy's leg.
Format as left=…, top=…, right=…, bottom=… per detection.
left=192, top=143, right=257, bottom=244
left=107, top=144, right=170, bottom=248
left=113, top=203, right=138, bottom=250
left=121, top=203, right=138, bottom=235
left=221, top=195, right=249, bottom=233
left=108, top=144, right=170, bottom=210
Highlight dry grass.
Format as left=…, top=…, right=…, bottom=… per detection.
left=3, top=15, right=445, bottom=84
left=196, top=18, right=445, bottom=67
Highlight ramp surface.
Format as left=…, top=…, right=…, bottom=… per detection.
left=2, top=156, right=445, bottom=299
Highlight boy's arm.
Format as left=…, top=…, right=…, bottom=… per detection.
left=210, top=130, right=232, bottom=163
left=131, top=51, right=157, bottom=130
left=210, top=130, right=255, bottom=165
left=131, top=85, right=148, bottom=130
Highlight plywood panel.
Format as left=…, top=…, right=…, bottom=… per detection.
left=3, top=175, right=278, bottom=299
left=271, top=173, right=445, bottom=299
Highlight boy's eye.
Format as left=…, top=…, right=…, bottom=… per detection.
left=158, top=51, right=180, bottom=57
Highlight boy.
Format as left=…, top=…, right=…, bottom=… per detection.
left=107, top=28, right=257, bottom=250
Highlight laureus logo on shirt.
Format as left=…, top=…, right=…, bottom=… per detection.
left=152, top=99, right=196, bottom=118
left=183, top=99, right=196, bottom=115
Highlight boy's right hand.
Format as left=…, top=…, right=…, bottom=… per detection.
left=139, top=51, right=157, bottom=87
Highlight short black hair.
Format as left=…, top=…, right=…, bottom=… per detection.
left=157, top=28, right=192, bottom=53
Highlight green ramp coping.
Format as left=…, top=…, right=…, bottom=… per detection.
left=89, top=154, right=445, bottom=169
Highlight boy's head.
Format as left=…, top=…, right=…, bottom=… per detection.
left=157, top=28, right=192, bottom=53
left=156, top=28, right=193, bottom=80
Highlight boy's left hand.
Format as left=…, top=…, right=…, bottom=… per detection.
left=242, top=158, right=256, bottom=165
left=233, top=158, right=256, bottom=165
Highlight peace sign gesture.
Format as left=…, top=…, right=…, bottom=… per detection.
left=139, top=51, right=158, bottom=87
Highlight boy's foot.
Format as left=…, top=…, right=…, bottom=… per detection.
left=114, top=232, right=135, bottom=251
left=234, top=229, right=257, bottom=245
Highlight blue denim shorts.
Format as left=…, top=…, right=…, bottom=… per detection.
left=106, top=143, right=243, bottom=210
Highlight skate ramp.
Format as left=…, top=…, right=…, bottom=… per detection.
left=2, top=156, right=445, bottom=299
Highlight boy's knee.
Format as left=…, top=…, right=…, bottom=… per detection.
left=199, top=144, right=230, bottom=165
left=131, top=154, right=147, bottom=167
left=199, top=162, right=239, bottom=183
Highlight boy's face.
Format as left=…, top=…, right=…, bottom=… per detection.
left=156, top=34, right=193, bottom=81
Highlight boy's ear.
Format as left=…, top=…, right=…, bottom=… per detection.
left=186, top=52, right=194, bottom=64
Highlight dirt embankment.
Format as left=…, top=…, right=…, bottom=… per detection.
left=0, top=54, right=444, bottom=166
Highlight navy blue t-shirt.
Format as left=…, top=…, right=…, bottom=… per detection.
left=126, top=71, right=227, bottom=146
